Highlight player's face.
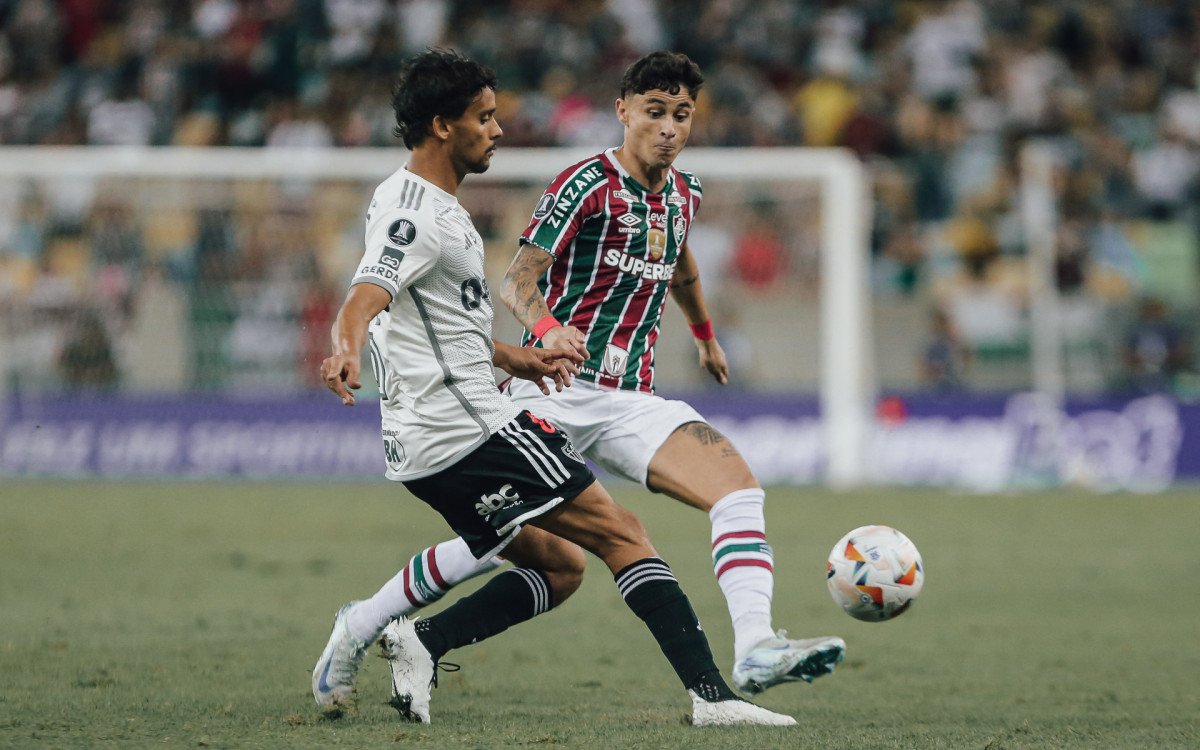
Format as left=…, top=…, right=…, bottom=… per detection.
left=448, top=87, right=503, bottom=175
left=616, top=88, right=695, bottom=170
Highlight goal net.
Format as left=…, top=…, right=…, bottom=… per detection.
left=0, top=146, right=874, bottom=485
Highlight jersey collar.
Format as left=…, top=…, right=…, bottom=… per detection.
left=400, top=165, right=459, bottom=204
left=603, top=147, right=675, bottom=198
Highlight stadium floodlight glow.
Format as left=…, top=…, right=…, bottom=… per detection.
left=0, top=146, right=875, bottom=487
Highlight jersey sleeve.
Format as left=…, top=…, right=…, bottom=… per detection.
left=352, top=206, right=440, bottom=300
left=519, top=159, right=607, bottom=258
left=680, top=170, right=703, bottom=217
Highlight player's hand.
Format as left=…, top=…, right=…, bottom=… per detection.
left=696, top=338, right=729, bottom=385
left=320, top=353, right=362, bottom=405
left=506, top=346, right=583, bottom=395
left=541, top=325, right=590, bottom=360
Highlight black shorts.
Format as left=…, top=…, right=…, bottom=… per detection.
left=403, top=411, right=596, bottom=559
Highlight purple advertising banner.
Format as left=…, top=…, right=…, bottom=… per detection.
left=1, top=391, right=1196, bottom=490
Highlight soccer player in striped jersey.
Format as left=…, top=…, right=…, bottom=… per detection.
left=357, top=51, right=845, bottom=698
left=311, top=48, right=793, bottom=728
left=503, top=49, right=846, bottom=696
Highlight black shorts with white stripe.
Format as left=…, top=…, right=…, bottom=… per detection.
left=403, top=411, right=595, bottom=560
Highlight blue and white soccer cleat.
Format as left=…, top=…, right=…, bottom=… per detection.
left=688, top=691, right=797, bottom=726
left=379, top=616, right=435, bottom=724
left=311, top=602, right=372, bottom=714
left=731, top=631, right=846, bottom=695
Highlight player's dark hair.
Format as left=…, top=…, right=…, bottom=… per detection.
left=392, top=48, right=498, bottom=149
left=618, top=51, right=704, bottom=101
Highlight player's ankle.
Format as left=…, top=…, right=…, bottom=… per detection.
left=687, top=669, right=739, bottom=702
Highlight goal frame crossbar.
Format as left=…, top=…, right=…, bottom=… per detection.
left=0, top=146, right=875, bottom=486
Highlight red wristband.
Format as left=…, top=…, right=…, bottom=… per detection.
left=531, top=314, right=561, bottom=340
left=689, top=320, right=714, bottom=340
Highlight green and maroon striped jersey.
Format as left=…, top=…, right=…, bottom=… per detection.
left=519, top=148, right=703, bottom=393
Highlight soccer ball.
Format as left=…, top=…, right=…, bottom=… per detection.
left=826, top=525, right=923, bottom=622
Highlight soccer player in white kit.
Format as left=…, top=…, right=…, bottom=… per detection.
left=311, top=48, right=794, bottom=728
left=340, top=51, right=845, bottom=699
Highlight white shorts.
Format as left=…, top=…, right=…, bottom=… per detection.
left=504, top=377, right=705, bottom=487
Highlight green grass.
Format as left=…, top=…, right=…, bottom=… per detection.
left=1, top=481, right=1198, bottom=749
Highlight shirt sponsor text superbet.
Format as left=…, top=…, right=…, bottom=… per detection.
left=604, top=247, right=676, bottom=280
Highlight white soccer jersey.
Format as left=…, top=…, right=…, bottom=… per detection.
left=353, top=167, right=519, bottom=480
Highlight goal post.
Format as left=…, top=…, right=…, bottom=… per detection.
left=0, top=146, right=875, bottom=486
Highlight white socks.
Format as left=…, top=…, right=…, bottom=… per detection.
left=709, top=488, right=776, bottom=661
left=346, top=537, right=503, bottom=642
left=345, top=491, right=778, bottom=661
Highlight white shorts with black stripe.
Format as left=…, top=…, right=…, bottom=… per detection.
left=402, top=411, right=596, bottom=560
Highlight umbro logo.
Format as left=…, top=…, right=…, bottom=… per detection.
left=616, top=213, right=640, bottom=227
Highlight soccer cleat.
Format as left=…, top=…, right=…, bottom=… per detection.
left=379, top=616, right=435, bottom=724
left=732, top=631, right=846, bottom=695
left=311, top=601, right=373, bottom=714
left=688, top=690, right=797, bottom=726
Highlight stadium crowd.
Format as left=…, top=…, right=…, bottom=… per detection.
left=0, top=0, right=1198, bottom=394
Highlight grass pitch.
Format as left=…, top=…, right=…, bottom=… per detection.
left=1, top=481, right=1198, bottom=749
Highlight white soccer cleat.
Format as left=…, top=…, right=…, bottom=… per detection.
left=688, top=690, right=797, bottom=726
left=311, top=601, right=373, bottom=714
left=732, top=631, right=846, bottom=695
left=379, top=616, right=435, bottom=724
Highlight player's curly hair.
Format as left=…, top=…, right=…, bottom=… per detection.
left=392, top=48, right=498, bottom=149
left=618, top=51, right=704, bottom=101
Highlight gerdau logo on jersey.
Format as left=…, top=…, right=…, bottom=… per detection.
left=476, top=484, right=520, bottom=516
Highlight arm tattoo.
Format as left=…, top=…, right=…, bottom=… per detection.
left=504, top=249, right=553, bottom=328
left=670, top=274, right=699, bottom=290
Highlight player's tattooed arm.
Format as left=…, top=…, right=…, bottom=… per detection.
left=670, top=240, right=729, bottom=385
left=500, top=244, right=556, bottom=330
left=501, top=244, right=591, bottom=359
left=668, top=240, right=710, bottom=316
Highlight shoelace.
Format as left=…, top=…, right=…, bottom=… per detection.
left=430, top=659, right=460, bottom=689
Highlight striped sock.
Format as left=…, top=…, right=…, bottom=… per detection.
left=415, top=567, right=552, bottom=661
left=709, top=488, right=776, bottom=661
left=346, top=538, right=503, bottom=642
left=615, top=557, right=736, bottom=700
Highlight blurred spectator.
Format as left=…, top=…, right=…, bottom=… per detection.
left=88, top=196, right=146, bottom=317
left=58, top=308, right=119, bottom=390
left=324, top=0, right=387, bottom=66
left=920, top=307, right=970, bottom=391
left=1123, top=297, right=1193, bottom=394
left=265, top=98, right=333, bottom=148
left=730, top=202, right=786, bottom=291
left=299, top=277, right=339, bottom=387
left=793, top=53, right=857, bottom=147
left=905, top=0, right=985, bottom=102
left=933, top=231, right=1026, bottom=353
left=87, top=58, right=156, bottom=146
left=1131, top=127, right=1199, bottom=217
left=8, top=188, right=48, bottom=265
